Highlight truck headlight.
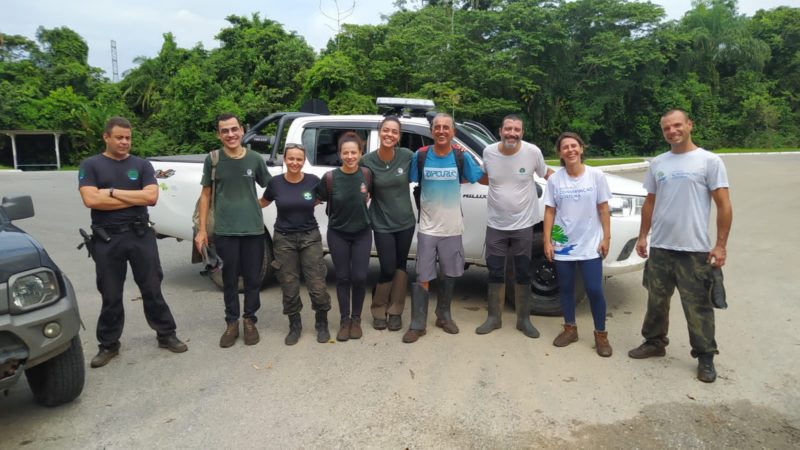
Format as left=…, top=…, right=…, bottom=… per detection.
left=9, top=269, right=61, bottom=313
left=608, top=195, right=645, bottom=217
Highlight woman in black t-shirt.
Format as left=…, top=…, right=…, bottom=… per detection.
left=316, top=132, right=373, bottom=342
left=261, top=145, right=331, bottom=346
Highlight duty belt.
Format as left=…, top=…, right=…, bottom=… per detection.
left=103, top=223, right=135, bottom=234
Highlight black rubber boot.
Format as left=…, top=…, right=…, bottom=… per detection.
left=435, top=277, right=459, bottom=334
left=514, top=284, right=540, bottom=338
left=476, top=282, right=503, bottom=335
left=284, top=313, right=302, bottom=346
left=315, top=310, right=330, bottom=343
left=402, top=283, right=429, bottom=343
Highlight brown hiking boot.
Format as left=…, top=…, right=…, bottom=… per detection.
left=349, top=317, right=363, bottom=339
left=157, top=335, right=188, bottom=353
left=435, top=318, right=459, bottom=334
left=90, top=348, right=119, bottom=368
left=219, top=320, right=239, bottom=348
left=337, top=318, right=352, bottom=342
left=594, top=330, right=612, bottom=357
left=553, top=324, right=578, bottom=347
left=243, top=318, right=260, bottom=345
left=402, top=328, right=426, bottom=343
left=628, top=342, right=666, bottom=359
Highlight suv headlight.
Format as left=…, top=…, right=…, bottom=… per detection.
left=608, top=195, right=645, bottom=217
left=9, top=268, right=61, bottom=313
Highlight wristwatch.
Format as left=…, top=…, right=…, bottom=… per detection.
left=109, top=188, right=115, bottom=198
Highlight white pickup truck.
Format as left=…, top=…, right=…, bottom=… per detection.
left=148, top=99, right=647, bottom=315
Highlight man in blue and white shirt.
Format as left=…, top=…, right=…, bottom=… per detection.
left=402, top=113, right=483, bottom=343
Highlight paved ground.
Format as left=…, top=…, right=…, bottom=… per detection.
left=1, top=154, right=799, bottom=449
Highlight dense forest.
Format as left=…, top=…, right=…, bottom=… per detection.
left=1, top=0, right=798, bottom=165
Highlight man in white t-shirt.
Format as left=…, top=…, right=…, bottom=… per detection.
left=476, top=114, right=554, bottom=337
left=628, top=109, right=733, bottom=383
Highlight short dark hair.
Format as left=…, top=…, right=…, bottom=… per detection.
left=555, top=131, right=587, bottom=166
left=104, top=117, right=131, bottom=135
left=501, top=114, right=523, bottom=127
left=379, top=116, right=401, bottom=131
left=216, top=113, right=241, bottom=130
left=338, top=131, right=364, bottom=153
left=661, top=108, right=690, bottom=121
left=430, top=112, right=454, bottom=130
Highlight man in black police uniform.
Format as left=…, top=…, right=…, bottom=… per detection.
left=78, top=117, right=187, bottom=368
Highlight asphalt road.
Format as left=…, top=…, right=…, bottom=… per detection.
left=1, top=154, right=799, bottom=448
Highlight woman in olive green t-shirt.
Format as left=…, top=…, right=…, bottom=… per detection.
left=317, top=132, right=373, bottom=342
left=359, top=116, right=415, bottom=332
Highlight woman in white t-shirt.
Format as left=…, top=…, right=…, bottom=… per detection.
left=543, top=132, right=613, bottom=357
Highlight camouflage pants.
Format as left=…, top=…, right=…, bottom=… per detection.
left=641, top=247, right=718, bottom=357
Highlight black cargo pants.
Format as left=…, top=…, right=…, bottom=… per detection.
left=93, top=227, right=177, bottom=350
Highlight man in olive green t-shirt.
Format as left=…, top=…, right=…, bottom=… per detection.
left=194, top=113, right=271, bottom=348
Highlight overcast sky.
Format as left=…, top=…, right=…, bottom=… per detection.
left=1, top=0, right=796, bottom=77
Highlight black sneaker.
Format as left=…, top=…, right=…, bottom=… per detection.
left=90, top=348, right=119, bottom=368
left=158, top=335, right=188, bottom=353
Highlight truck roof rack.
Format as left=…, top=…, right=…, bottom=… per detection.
left=376, top=97, right=435, bottom=118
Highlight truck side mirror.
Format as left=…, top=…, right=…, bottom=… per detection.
left=1, top=195, right=35, bottom=221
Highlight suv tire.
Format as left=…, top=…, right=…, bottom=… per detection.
left=25, top=335, right=85, bottom=407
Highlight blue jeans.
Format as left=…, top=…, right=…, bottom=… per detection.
left=554, top=257, right=606, bottom=331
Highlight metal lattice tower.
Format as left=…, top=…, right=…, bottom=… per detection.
left=110, top=40, right=119, bottom=82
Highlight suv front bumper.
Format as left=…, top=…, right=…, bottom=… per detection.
left=0, top=274, right=81, bottom=390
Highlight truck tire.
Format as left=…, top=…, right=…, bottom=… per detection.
left=528, top=232, right=585, bottom=316
left=25, top=335, right=85, bottom=407
left=209, top=232, right=275, bottom=290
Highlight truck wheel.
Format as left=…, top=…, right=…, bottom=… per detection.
left=209, top=232, right=275, bottom=290
left=528, top=232, right=585, bottom=316
left=25, top=335, right=85, bottom=407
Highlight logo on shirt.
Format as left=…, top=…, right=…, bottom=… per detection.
left=246, top=169, right=253, bottom=177
left=303, top=192, right=313, bottom=201
left=127, top=170, right=139, bottom=181
left=656, top=171, right=666, bottom=182
left=78, top=168, right=86, bottom=180
left=360, top=183, right=367, bottom=194
left=424, top=168, right=458, bottom=180
left=397, top=167, right=404, bottom=175
left=519, top=168, right=526, bottom=173
left=551, top=225, right=576, bottom=255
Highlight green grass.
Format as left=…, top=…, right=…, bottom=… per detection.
left=713, top=148, right=800, bottom=154
left=546, top=157, right=646, bottom=167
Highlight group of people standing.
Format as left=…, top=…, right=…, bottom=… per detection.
left=79, top=108, right=731, bottom=383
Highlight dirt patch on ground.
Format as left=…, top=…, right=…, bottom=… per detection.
left=552, top=400, right=800, bottom=449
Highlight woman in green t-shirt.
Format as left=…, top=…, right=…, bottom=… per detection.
left=360, top=117, right=415, bottom=332
left=317, top=132, right=373, bottom=342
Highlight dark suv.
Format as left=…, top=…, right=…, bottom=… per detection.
left=0, top=195, right=84, bottom=406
